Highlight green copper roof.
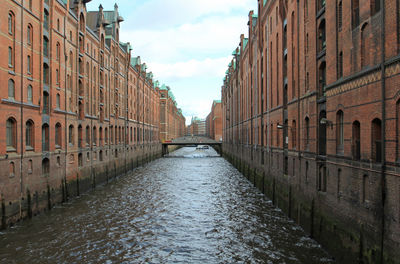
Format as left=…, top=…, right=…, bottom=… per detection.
left=131, top=56, right=141, bottom=67
left=243, top=38, right=249, bottom=49
left=160, top=84, right=168, bottom=90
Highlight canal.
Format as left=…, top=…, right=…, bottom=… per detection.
left=0, top=147, right=334, bottom=263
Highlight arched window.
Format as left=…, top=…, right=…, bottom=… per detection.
left=43, top=36, right=49, bottom=57
left=69, top=51, right=73, bottom=68
left=8, top=47, right=13, bottom=67
left=44, top=9, right=49, bottom=30
left=105, top=127, right=108, bottom=144
left=55, top=123, right=62, bottom=147
left=292, top=120, right=297, bottom=149
left=27, top=85, right=33, bottom=103
left=56, top=93, right=60, bottom=108
left=42, top=158, right=50, bottom=177
left=93, top=126, right=97, bottom=145
left=79, top=13, right=85, bottom=32
left=78, top=125, right=82, bottom=148
left=78, top=153, right=83, bottom=167
left=43, top=91, right=49, bottom=114
left=8, top=79, right=15, bottom=99
left=27, top=55, right=31, bottom=74
left=372, top=118, right=382, bottom=162
left=86, top=126, right=90, bottom=145
left=338, top=1, right=343, bottom=31
left=6, top=118, right=17, bottom=150
left=26, top=120, right=34, bottom=149
left=69, top=125, right=74, bottom=145
left=42, top=124, right=49, bottom=151
left=318, top=19, right=326, bottom=53
left=56, top=42, right=60, bottom=61
left=27, top=24, right=32, bottom=45
left=336, top=110, right=344, bottom=154
left=318, top=61, right=326, bottom=95
left=361, top=23, right=369, bottom=68
left=352, top=121, right=361, bottom=160
left=9, top=162, right=15, bottom=177
left=43, top=63, right=49, bottom=85
left=8, top=12, right=14, bottom=35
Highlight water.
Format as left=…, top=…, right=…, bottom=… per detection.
left=0, top=147, right=334, bottom=263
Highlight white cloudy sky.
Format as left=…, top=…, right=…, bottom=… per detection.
left=87, top=0, right=256, bottom=123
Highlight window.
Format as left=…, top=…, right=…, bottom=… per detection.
left=43, top=92, right=49, bottom=114
left=42, top=158, right=50, bottom=177
left=8, top=47, right=13, bottom=67
left=56, top=43, right=60, bottom=61
left=338, top=51, right=343, bottom=78
left=352, top=121, right=361, bottom=160
left=44, top=10, right=49, bottom=30
left=27, top=55, right=31, bottom=74
left=6, top=118, right=17, bottom=150
left=55, top=123, right=62, bottom=147
left=8, top=12, right=13, bottom=35
left=29, top=0, right=32, bottom=10
left=56, top=93, right=60, bottom=108
left=361, top=23, right=369, bottom=68
left=319, top=62, right=326, bottom=95
left=69, top=125, right=74, bottom=145
left=42, top=124, right=49, bottom=151
left=371, top=118, right=382, bottom=162
left=292, top=120, right=297, bottom=149
left=353, top=0, right=360, bottom=28
left=27, top=25, right=32, bottom=45
left=56, top=69, right=59, bottom=84
left=27, top=85, right=33, bottom=103
left=43, top=37, right=49, bottom=57
left=318, top=20, right=326, bottom=53
left=9, top=162, right=15, bottom=177
left=105, top=127, right=108, bottom=144
left=69, top=51, right=73, bottom=68
left=57, top=19, right=60, bottom=31
left=336, top=110, right=344, bottom=154
left=93, top=126, right=97, bottom=145
left=43, top=63, right=49, bottom=85
left=86, top=126, right=90, bottom=145
left=26, top=120, right=34, bottom=149
left=78, top=153, right=83, bottom=167
left=78, top=125, right=82, bottom=148
left=8, top=79, right=15, bottom=99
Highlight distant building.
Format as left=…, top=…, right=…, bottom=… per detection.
left=188, top=117, right=206, bottom=136
left=159, top=85, right=186, bottom=142
left=206, top=100, right=222, bottom=141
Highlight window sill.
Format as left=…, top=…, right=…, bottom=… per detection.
left=26, top=146, right=34, bottom=151
left=6, top=147, right=16, bottom=152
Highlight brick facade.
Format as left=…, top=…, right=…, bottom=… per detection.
left=0, top=0, right=181, bottom=226
left=222, top=0, right=400, bottom=262
left=206, top=100, right=222, bottom=141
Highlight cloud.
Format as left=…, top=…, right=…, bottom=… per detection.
left=122, top=15, right=250, bottom=63
left=147, top=56, right=231, bottom=82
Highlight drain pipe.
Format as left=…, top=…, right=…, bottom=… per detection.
left=379, top=0, right=386, bottom=262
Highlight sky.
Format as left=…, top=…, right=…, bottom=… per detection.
left=86, top=0, right=257, bottom=124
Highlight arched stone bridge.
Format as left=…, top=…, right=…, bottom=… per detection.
left=162, top=136, right=222, bottom=156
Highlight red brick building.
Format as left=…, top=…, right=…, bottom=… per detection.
left=222, top=0, right=400, bottom=262
left=159, top=84, right=186, bottom=142
left=0, top=0, right=182, bottom=226
left=206, top=100, right=222, bottom=141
